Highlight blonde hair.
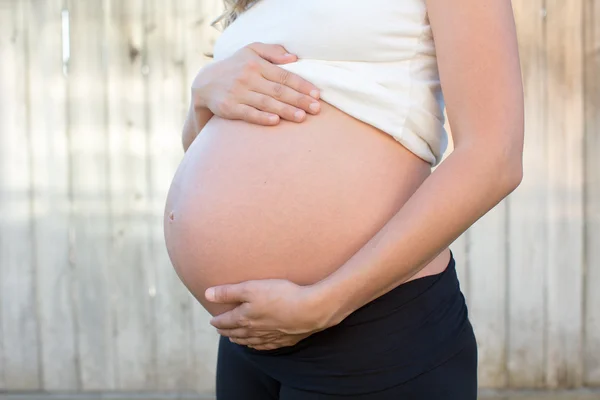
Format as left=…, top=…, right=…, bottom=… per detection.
left=213, top=0, right=259, bottom=29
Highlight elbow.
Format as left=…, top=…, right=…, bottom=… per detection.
left=460, top=134, right=524, bottom=195
left=503, top=131, right=524, bottom=193
left=493, top=139, right=524, bottom=195
left=504, top=156, right=523, bottom=193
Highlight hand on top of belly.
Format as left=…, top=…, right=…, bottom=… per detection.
left=205, top=279, right=333, bottom=350
left=194, top=42, right=322, bottom=126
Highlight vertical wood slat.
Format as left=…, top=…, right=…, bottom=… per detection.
left=545, top=0, right=585, bottom=388
left=0, top=1, right=41, bottom=390
left=68, top=0, right=115, bottom=390
left=105, top=0, right=156, bottom=389
left=468, top=200, right=508, bottom=388
left=27, top=0, right=78, bottom=390
left=183, top=0, right=222, bottom=392
left=0, top=3, right=13, bottom=390
left=146, top=0, right=196, bottom=389
left=507, top=0, right=548, bottom=388
left=584, top=0, right=600, bottom=386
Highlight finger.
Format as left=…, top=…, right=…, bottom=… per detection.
left=250, top=80, right=320, bottom=116
left=245, top=92, right=307, bottom=122
left=252, top=343, right=280, bottom=351
left=210, top=304, right=253, bottom=329
left=247, top=42, right=297, bottom=65
left=217, top=328, right=273, bottom=339
left=262, top=63, right=320, bottom=100
left=230, top=336, right=270, bottom=346
left=228, top=104, right=281, bottom=126
left=205, top=282, right=254, bottom=304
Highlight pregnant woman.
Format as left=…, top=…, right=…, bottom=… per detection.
left=164, top=0, right=524, bottom=398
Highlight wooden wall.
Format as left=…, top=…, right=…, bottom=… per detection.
left=0, top=0, right=598, bottom=393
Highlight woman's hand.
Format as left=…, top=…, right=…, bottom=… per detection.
left=205, top=279, right=334, bottom=350
left=193, top=42, right=321, bottom=126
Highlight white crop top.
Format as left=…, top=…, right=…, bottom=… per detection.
left=212, top=0, right=447, bottom=166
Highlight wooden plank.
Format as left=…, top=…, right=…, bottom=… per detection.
left=0, top=4, right=7, bottom=389
left=507, top=0, right=548, bottom=388
left=68, top=0, right=115, bottom=390
left=105, top=0, right=156, bottom=389
left=146, top=0, right=196, bottom=389
left=583, top=0, right=600, bottom=386
left=183, top=0, right=221, bottom=89
left=544, top=0, right=585, bottom=389
left=190, top=306, right=219, bottom=394
left=26, top=0, right=79, bottom=390
left=182, top=0, right=222, bottom=393
left=468, top=200, right=508, bottom=388
left=0, top=1, right=41, bottom=390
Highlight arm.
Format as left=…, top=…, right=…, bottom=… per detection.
left=312, top=0, right=524, bottom=325
left=182, top=101, right=213, bottom=152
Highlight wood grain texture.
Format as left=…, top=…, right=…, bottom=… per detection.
left=468, top=200, right=508, bottom=388
left=106, top=0, right=157, bottom=389
left=583, top=0, right=600, bottom=386
left=182, top=0, right=222, bottom=393
left=0, top=2, right=11, bottom=389
left=0, top=1, right=41, bottom=389
left=68, top=0, right=115, bottom=390
left=507, top=0, right=548, bottom=388
left=27, top=0, right=79, bottom=390
left=146, top=0, right=196, bottom=389
left=544, top=0, right=585, bottom=389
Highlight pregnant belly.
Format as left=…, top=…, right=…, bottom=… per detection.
left=164, top=102, right=435, bottom=316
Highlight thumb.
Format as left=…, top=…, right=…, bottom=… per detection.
left=248, top=42, right=297, bottom=65
left=205, top=283, right=252, bottom=304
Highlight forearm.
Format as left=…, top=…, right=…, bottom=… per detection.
left=313, top=141, right=523, bottom=327
left=182, top=99, right=214, bottom=152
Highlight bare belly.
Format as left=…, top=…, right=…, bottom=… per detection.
left=164, top=102, right=450, bottom=316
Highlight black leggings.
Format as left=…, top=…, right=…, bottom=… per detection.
left=216, top=255, right=478, bottom=399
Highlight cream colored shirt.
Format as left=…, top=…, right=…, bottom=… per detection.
left=213, top=0, right=447, bottom=166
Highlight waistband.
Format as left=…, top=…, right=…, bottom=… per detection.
left=233, top=253, right=473, bottom=395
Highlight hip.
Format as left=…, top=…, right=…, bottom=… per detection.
left=225, top=253, right=476, bottom=396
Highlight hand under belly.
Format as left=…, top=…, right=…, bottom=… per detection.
left=164, top=102, right=431, bottom=316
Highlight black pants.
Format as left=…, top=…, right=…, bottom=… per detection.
left=216, top=255, right=478, bottom=399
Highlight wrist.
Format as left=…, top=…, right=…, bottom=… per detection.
left=191, top=62, right=217, bottom=110
left=303, top=280, right=355, bottom=330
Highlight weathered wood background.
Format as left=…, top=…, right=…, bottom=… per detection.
left=0, top=0, right=598, bottom=393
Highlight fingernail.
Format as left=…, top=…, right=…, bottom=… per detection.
left=294, top=110, right=305, bottom=121
left=268, top=114, right=279, bottom=123
left=309, top=90, right=320, bottom=99
left=205, top=288, right=215, bottom=301
left=284, top=53, right=295, bottom=57
left=309, top=102, right=320, bottom=113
